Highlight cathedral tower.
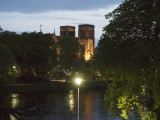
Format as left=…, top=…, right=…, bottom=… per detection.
left=78, top=24, right=95, bottom=61
left=60, top=26, right=75, bottom=38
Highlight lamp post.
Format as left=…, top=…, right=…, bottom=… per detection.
left=75, top=78, right=82, bottom=120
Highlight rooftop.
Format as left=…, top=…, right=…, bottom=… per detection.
left=60, top=25, right=75, bottom=28
left=79, top=24, right=94, bottom=27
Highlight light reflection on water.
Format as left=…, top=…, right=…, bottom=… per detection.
left=10, top=115, right=16, bottom=120
left=83, top=92, right=93, bottom=120
left=68, top=90, right=75, bottom=111
left=0, top=90, right=122, bottom=120
left=10, top=93, right=19, bottom=108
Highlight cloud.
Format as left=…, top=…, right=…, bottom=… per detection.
left=0, top=0, right=123, bottom=13
left=0, top=5, right=118, bottom=41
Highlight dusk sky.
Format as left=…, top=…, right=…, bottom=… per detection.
left=0, top=0, right=124, bottom=45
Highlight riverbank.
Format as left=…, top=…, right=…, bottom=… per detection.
left=0, top=80, right=109, bottom=94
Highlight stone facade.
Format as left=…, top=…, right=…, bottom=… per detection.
left=78, top=24, right=95, bottom=60
left=53, top=24, right=95, bottom=61
left=60, top=26, right=75, bottom=38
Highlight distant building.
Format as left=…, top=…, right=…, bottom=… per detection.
left=52, top=24, right=95, bottom=61
left=60, top=26, right=75, bottom=38
left=78, top=24, right=95, bottom=60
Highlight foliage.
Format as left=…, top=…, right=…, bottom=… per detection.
left=58, top=37, right=85, bottom=76
left=0, top=43, right=15, bottom=84
left=0, top=31, right=22, bottom=60
left=84, top=55, right=99, bottom=80
left=0, top=26, right=3, bottom=32
left=0, top=30, right=57, bottom=83
left=20, top=32, right=57, bottom=82
left=0, top=30, right=22, bottom=83
left=95, top=0, right=160, bottom=119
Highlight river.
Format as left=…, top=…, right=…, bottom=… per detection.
left=0, top=89, right=122, bottom=120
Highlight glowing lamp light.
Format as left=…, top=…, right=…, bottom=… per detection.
left=75, top=78, right=82, bottom=120
left=75, top=78, right=82, bottom=85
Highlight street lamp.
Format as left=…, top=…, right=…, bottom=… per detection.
left=75, top=78, right=82, bottom=120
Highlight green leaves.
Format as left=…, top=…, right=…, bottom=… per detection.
left=95, top=0, right=160, bottom=119
left=0, top=43, right=15, bottom=84
left=0, top=26, right=3, bottom=32
left=0, top=31, right=57, bottom=83
left=0, top=43, right=14, bottom=67
left=21, top=32, right=57, bottom=77
left=58, top=37, right=85, bottom=72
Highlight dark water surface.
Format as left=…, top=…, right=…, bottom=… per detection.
left=0, top=89, right=122, bottom=120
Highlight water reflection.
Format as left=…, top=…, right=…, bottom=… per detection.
left=0, top=90, right=123, bottom=120
left=83, top=92, right=93, bottom=120
left=10, top=93, right=19, bottom=108
left=10, top=115, right=16, bottom=120
left=68, top=90, right=75, bottom=111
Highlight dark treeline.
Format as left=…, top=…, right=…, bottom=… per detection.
left=0, top=29, right=95, bottom=84
left=95, top=0, right=160, bottom=119
left=0, top=31, right=57, bottom=83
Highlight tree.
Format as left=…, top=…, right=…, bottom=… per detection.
left=0, top=31, right=22, bottom=60
left=0, top=31, right=21, bottom=84
left=20, top=32, right=57, bottom=82
left=22, top=32, right=56, bottom=81
left=58, top=37, right=85, bottom=80
left=0, top=26, right=3, bottom=32
left=95, top=0, right=160, bottom=119
left=0, top=43, right=15, bottom=84
left=0, top=30, right=57, bottom=83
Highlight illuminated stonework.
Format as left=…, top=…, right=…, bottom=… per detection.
left=78, top=24, right=95, bottom=61
left=52, top=24, right=95, bottom=61
left=60, top=26, right=75, bottom=38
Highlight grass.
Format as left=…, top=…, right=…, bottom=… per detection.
left=0, top=80, right=108, bottom=94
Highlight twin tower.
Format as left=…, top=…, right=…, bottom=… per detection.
left=54, top=24, right=95, bottom=61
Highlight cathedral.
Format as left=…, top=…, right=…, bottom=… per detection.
left=52, top=24, right=95, bottom=61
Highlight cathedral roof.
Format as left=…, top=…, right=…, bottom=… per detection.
left=60, top=25, right=75, bottom=28
left=79, top=24, right=94, bottom=27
